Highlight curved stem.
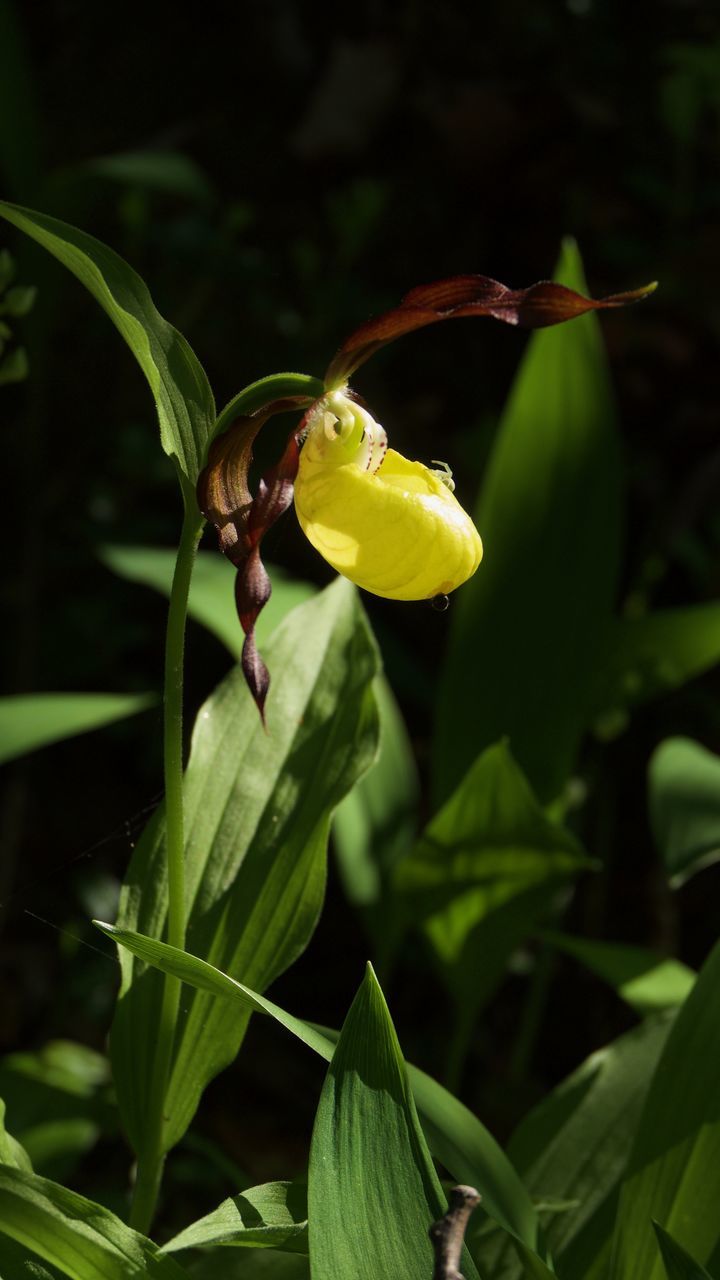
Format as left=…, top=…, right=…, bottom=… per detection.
left=129, top=498, right=203, bottom=1233
left=213, top=371, right=325, bottom=440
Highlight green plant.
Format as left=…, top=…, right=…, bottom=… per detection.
left=2, top=199, right=719, bottom=1280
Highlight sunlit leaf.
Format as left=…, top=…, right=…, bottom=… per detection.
left=434, top=240, right=623, bottom=806
left=475, top=1016, right=671, bottom=1280
left=308, top=964, right=478, bottom=1280
left=545, top=932, right=695, bottom=1014
left=0, top=1166, right=189, bottom=1278
left=0, top=693, right=155, bottom=766
left=96, top=925, right=541, bottom=1252
left=110, top=580, right=379, bottom=1161
left=100, top=545, right=316, bottom=656
left=648, top=737, right=720, bottom=886
left=396, top=742, right=590, bottom=1029
left=0, top=1099, right=32, bottom=1173
left=0, top=202, right=215, bottom=484
left=162, top=1181, right=308, bottom=1254
left=611, top=940, right=720, bottom=1280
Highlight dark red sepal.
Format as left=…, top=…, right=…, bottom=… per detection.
left=198, top=399, right=313, bottom=720
left=325, top=274, right=657, bottom=386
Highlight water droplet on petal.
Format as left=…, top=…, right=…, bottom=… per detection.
left=431, top=594, right=450, bottom=612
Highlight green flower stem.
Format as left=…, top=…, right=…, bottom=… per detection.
left=130, top=498, right=203, bottom=1233
left=213, top=372, right=325, bottom=440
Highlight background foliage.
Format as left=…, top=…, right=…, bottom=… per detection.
left=1, top=0, right=720, bottom=1242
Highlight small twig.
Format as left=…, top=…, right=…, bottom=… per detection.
left=429, top=1185, right=481, bottom=1280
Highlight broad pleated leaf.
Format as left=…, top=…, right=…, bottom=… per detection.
left=591, top=605, right=720, bottom=734
left=0, top=1166, right=189, bottom=1279
left=0, top=202, right=215, bottom=483
left=475, top=1016, right=671, bottom=1280
left=96, top=925, right=541, bottom=1253
left=611, top=940, right=720, bottom=1280
left=0, top=693, right=154, bottom=766
left=395, top=742, right=590, bottom=1023
left=653, top=1224, right=715, bottom=1280
left=100, top=545, right=316, bottom=655
left=434, top=240, right=623, bottom=805
left=110, top=580, right=379, bottom=1159
left=162, top=1181, right=308, bottom=1255
left=308, top=964, right=478, bottom=1280
left=648, top=738, right=720, bottom=885
left=546, top=932, right=695, bottom=1014
left=101, top=543, right=413, bottom=945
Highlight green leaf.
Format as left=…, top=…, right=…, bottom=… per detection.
left=434, top=239, right=623, bottom=805
left=162, top=1182, right=308, bottom=1255
left=591, top=605, right=720, bottom=734
left=110, top=579, right=379, bottom=1161
left=611, top=940, right=720, bottom=1280
left=0, top=1166, right=189, bottom=1279
left=0, top=202, right=215, bottom=483
left=653, top=1224, right=715, bottom=1280
left=396, top=742, right=590, bottom=1022
left=1, top=283, right=36, bottom=316
left=475, top=1016, right=671, bottom=1280
left=308, top=964, right=478, bottom=1280
left=545, top=932, right=696, bottom=1014
left=0, top=344, right=28, bottom=384
left=86, top=150, right=215, bottom=203
left=95, top=925, right=541, bottom=1253
left=100, top=545, right=316, bottom=657
left=0, top=1231, right=63, bottom=1280
left=0, top=693, right=155, bottom=766
left=0, top=1041, right=115, bottom=1183
left=0, top=1100, right=32, bottom=1172
left=648, top=737, right=720, bottom=886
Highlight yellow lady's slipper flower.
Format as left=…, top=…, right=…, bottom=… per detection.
left=199, top=271, right=655, bottom=715
left=294, top=391, right=482, bottom=601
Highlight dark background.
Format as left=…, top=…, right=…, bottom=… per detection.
left=1, top=0, right=720, bottom=1225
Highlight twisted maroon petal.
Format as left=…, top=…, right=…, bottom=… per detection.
left=324, top=274, right=657, bottom=385
left=198, top=398, right=315, bottom=720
